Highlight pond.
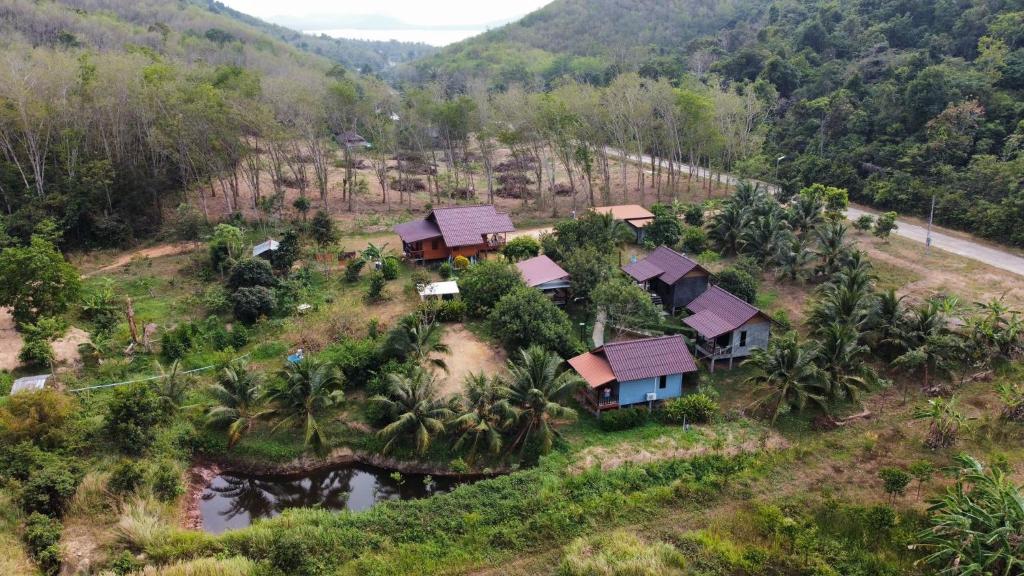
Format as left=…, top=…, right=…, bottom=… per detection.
left=199, top=463, right=462, bottom=533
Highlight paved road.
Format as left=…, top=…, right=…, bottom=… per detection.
left=845, top=206, right=1024, bottom=277
left=608, top=147, right=1024, bottom=277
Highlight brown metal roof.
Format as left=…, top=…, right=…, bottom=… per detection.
left=431, top=205, right=516, bottom=247
left=683, top=285, right=763, bottom=339
left=515, top=255, right=569, bottom=287
left=622, top=246, right=706, bottom=285
left=601, top=335, right=697, bottom=382
left=568, top=352, right=616, bottom=388
left=592, top=205, right=655, bottom=222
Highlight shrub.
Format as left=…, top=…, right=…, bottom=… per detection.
left=559, top=530, right=686, bottom=576
left=381, top=256, right=400, bottom=281
left=231, top=286, right=275, bottom=324
left=873, top=211, right=898, bottom=239
left=679, top=226, right=708, bottom=254
left=459, top=258, right=524, bottom=316
left=365, top=271, right=387, bottom=302
left=684, top=204, right=705, bottom=226
left=645, top=214, right=683, bottom=247
left=20, top=459, right=80, bottom=517
left=201, top=285, right=231, bottom=314
left=18, top=338, right=54, bottom=368
left=502, top=236, right=541, bottom=262
left=417, top=299, right=466, bottom=323
left=878, top=467, right=911, bottom=503
left=105, top=384, right=163, bottom=455
left=0, top=390, right=76, bottom=448
left=659, top=393, right=719, bottom=424
left=597, top=407, right=649, bottom=431
left=0, top=372, right=11, bottom=396
left=108, top=461, right=146, bottom=495
left=227, top=258, right=276, bottom=291
left=320, top=338, right=380, bottom=387
left=271, top=229, right=300, bottom=275
left=437, top=261, right=453, bottom=279
left=152, top=461, right=183, bottom=502
left=344, top=258, right=366, bottom=282
left=489, top=287, right=578, bottom=357
left=452, top=255, right=470, bottom=270
left=23, top=512, right=62, bottom=575
left=853, top=214, right=874, bottom=231
left=714, top=267, right=758, bottom=303
left=161, top=322, right=201, bottom=361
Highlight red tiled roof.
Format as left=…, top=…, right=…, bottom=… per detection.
left=592, top=205, right=655, bottom=221
left=622, top=246, right=706, bottom=285
left=568, top=352, right=616, bottom=388
left=431, top=205, right=515, bottom=247
left=394, top=219, right=441, bottom=243
left=515, top=255, right=569, bottom=287
left=683, top=285, right=762, bottom=339
left=600, top=335, right=697, bottom=382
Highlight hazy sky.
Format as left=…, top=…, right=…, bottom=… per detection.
left=222, top=0, right=550, bottom=45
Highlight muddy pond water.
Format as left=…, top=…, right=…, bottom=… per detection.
left=199, top=463, right=463, bottom=533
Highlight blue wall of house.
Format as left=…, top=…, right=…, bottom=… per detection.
left=618, top=373, right=684, bottom=406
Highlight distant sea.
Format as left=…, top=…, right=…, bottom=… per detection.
left=306, top=28, right=480, bottom=46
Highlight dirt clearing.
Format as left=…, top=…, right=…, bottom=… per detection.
left=0, top=308, right=22, bottom=372
left=82, top=242, right=199, bottom=277
left=437, top=324, right=506, bottom=398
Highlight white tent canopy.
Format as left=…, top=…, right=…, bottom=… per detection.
left=11, top=374, right=50, bottom=394
left=417, top=281, right=460, bottom=300
left=253, top=239, right=279, bottom=257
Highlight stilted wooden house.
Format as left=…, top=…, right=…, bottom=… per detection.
left=515, top=255, right=571, bottom=305
left=395, top=205, right=515, bottom=263
left=683, top=286, right=772, bottom=371
left=622, top=246, right=710, bottom=313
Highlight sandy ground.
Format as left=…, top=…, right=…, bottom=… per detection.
left=82, top=242, right=199, bottom=277
left=436, top=324, right=506, bottom=398
left=0, top=308, right=21, bottom=372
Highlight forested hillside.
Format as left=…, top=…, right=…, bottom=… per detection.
left=0, top=0, right=389, bottom=248
left=410, top=0, right=1024, bottom=247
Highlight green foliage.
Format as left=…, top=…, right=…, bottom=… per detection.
left=645, top=213, right=683, bottom=247
left=591, top=277, right=660, bottom=330
left=679, top=226, right=708, bottom=254
left=437, top=261, right=453, bottom=279
left=344, top=258, right=367, bottom=282
left=713, top=267, right=758, bottom=304
left=596, top=406, right=649, bottom=432
left=151, top=461, right=183, bottom=502
left=365, top=270, right=387, bottom=302
left=459, top=258, right=524, bottom=317
left=683, top=204, right=704, bottom=226
left=105, top=384, right=164, bottom=455
left=853, top=214, right=874, bottom=231
left=559, top=531, right=686, bottom=576
left=209, top=225, right=244, bottom=274
left=269, top=359, right=345, bottom=453
left=19, top=458, right=80, bottom=517
left=310, top=210, right=338, bottom=247
left=23, top=512, right=62, bottom=575
left=563, top=247, right=610, bottom=301
left=371, top=367, right=454, bottom=455
left=0, top=372, right=11, bottom=396
left=231, top=286, right=275, bottom=324
left=108, top=460, right=146, bottom=495
left=873, top=211, right=898, bottom=239
left=161, top=322, right=201, bottom=361
left=0, top=237, right=81, bottom=326
left=878, top=467, right=911, bottom=503
left=658, top=393, right=719, bottom=424
left=416, top=298, right=466, bottom=323
left=18, top=337, right=54, bottom=367
left=381, top=256, right=400, bottom=281
left=227, top=258, right=276, bottom=291
left=0, top=390, right=76, bottom=449
left=489, top=287, right=579, bottom=357
left=501, top=236, right=541, bottom=261
left=320, top=337, right=380, bottom=387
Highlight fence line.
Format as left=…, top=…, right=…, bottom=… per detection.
left=67, top=353, right=250, bottom=393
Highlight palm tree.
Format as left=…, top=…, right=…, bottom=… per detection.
left=154, top=360, right=191, bottom=416
left=816, top=322, right=876, bottom=404
left=744, top=332, right=828, bottom=425
left=813, top=220, right=851, bottom=277
left=741, top=212, right=792, bottom=266
left=731, top=180, right=765, bottom=206
left=384, top=315, right=451, bottom=372
left=361, top=242, right=391, bottom=264
left=268, top=358, right=345, bottom=453
left=450, top=372, right=514, bottom=462
left=505, top=346, right=582, bottom=455
left=372, top=367, right=455, bottom=455
left=775, top=235, right=814, bottom=282
left=708, top=201, right=749, bottom=256
left=866, top=288, right=907, bottom=359
left=594, top=211, right=635, bottom=249
left=787, top=193, right=824, bottom=237
left=206, top=360, right=268, bottom=448
left=890, top=301, right=960, bottom=393
left=912, top=397, right=965, bottom=449
left=808, top=251, right=877, bottom=331
left=913, top=454, right=1024, bottom=576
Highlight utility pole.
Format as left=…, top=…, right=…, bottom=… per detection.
left=925, top=194, right=935, bottom=255
left=774, top=155, right=786, bottom=195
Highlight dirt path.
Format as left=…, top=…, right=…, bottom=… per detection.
left=84, top=242, right=198, bottom=277
left=0, top=308, right=22, bottom=372
left=437, top=324, right=506, bottom=398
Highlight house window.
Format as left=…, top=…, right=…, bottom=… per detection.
left=658, top=375, right=667, bottom=389
left=739, top=330, right=748, bottom=347
left=431, top=239, right=439, bottom=250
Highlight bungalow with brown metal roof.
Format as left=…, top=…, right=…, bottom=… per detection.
left=683, top=285, right=772, bottom=371
left=622, top=246, right=710, bottom=313
left=515, top=255, right=571, bottom=305
left=394, top=205, right=515, bottom=262
left=568, top=335, right=698, bottom=415
left=592, top=205, right=655, bottom=243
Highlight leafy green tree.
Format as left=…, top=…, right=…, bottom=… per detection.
left=714, top=267, right=758, bottom=303
left=459, top=258, right=524, bottom=316
left=852, top=214, right=874, bottom=231
left=744, top=332, right=828, bottom=425
left=873, top=211, right=898, bottom=240
left=450, top=372, right=513, bottom=462
left=105, top=384, right=163, bottom=455
left=232, top=286, right=275, bottom=324
left=913, top=454, right=1023, bottom=575
left=645, top=213, right=682, bottom=247
left=0, top=237, right=81, bottom=326
left=564, top=247, right=611, bottom=302
left=505, top=346, right=581, bottom=455
left=489, top=287, right=578, bottom=357
left=269, top=359, right=345, bottom=453
left=292, top=196, right=311, bottom=222
left=371, top=367, right=454, bottom=455
left=310, top=210, right=338, bottom=248
left=878, top=467, right=911, bottom=504
left=209, top=224, right=244, bottom=274
left=206, top=360, right=267, bottom=448
left=365, top=270, right=387, bottom=302
left=227, top=257, right=276, bottom=290
left=270, top=229, right=300, bottom=275
left=384, top=315, right=451, bottom=372
left=909, top=460, right=935, bottom=500
left=591, top=277, right=660, bottom=331
left=501, top=236, right=541, bottom=262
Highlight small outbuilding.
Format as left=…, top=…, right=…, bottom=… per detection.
left=252, top=239, right=279, bottom=259
left=569, top=335, right=698, bottom=415
left=417, top=281, right=460, bottom=301
left=683, top=285, right=772, bottom=371
left=11, top=374, right=50, bottom=395
left=515, top=255, right=571, bottom=305
left=335, top=130, right=371, bottom=149
left=592, top=205, right=655, bottom=243
left=622, top=246, right=710, bottom=313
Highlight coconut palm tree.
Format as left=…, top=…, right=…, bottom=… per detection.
left=775, top=235, right=815, bottom=282
left=890, top=301, right=960, bottom=392
left=813, top=220, right=851, bottom=277
left=912, top=397, right=966, bottom=449
left=206, top=360, right=268, bottom=448
left=740, top=212, right=792, bottom=266
left=731, top=180, right=765, bottom=206
left=913, top=454, right=1024, bottom=575
left=808, top=251, right=878, bottom=332
left=866, top=288, right=907, bottom=359
left=744, top=332, right=828, bottom=425
left=372, top=367, right=455, bottom=455
left=787, top=192, right=824, bottom=237
left=708, top=201, right=749, bottom=256
left=268, top=358, right=345, bottom=453
left=384, top=315, right=451, bottom=372
left=154, top=360, right=192, bottom=416
left=816, top=322, right=876, bottom=404
left=505, top=346, right=582, bottom=455
left=450, top=372, right=515, bottom=462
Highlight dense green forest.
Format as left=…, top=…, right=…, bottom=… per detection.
left=411, top=0, right=1024, bottom=246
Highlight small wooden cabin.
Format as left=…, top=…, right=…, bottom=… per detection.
left=515, top=255, right=571, bottom=305
left=683, top=286, right=772, bottom=371
left=394, top=205, right=515, bottom=263
left=622, top=246, right=710, bottom=314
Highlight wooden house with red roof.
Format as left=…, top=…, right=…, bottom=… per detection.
left=394, top=205, right=515, bottom=262
left=683, top=285, right=772, bottom=371
left=568, top=335, right=698, bottom=415
left=622, top=246, right=711, bottom=314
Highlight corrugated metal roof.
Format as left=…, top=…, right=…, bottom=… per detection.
left=252, top=239, right=279, bottom=257
left=11, top=374, right=49, bottom=394
left=516, top=255, right=569, bottom=288
left=592, top=205, right=655, bottom=221
left=622, top=246, right=705, bottom=285
left=394, top=219, right=442, bottom=243
left=683, top=286, right=761, bottom=339
left=568, top=352, right=616, bottom=388
left=431, top=205, right=515, bottom=247
left=601, top=335, right=697, bottom=382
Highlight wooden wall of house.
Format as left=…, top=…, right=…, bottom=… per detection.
left=727, top=318, right=771, bottom=358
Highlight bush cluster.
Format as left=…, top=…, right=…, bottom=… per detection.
left=596, top=406, right=649, bottom=431
left=417, top=299, right=466, bottom=322
left=659, top=393, right=719, bottom=424
left=23, top=512, right=63, bottom=575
